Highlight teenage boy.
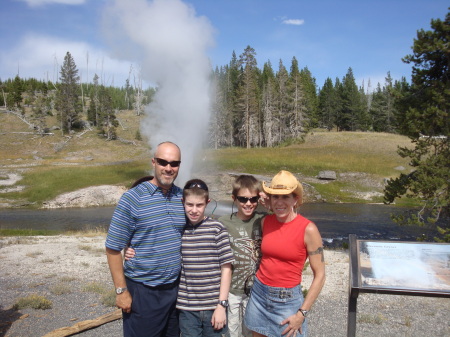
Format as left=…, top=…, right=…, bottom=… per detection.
left=126, top=178, right=234, bottom=336
left=218, top=175, right=265, bottom=337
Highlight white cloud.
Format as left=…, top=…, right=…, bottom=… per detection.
left=16, top=0, right=86, bottom=7
left=282, top=19, right=305, bottom=26
left=0, top=33, right=132, bottom=86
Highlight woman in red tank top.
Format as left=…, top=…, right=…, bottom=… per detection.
left=244, top=170, right=326, bottom=337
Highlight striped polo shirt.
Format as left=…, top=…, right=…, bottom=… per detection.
left=177, top=217, right=235, bottom=311
left=105, top=181, right=186, bottom=286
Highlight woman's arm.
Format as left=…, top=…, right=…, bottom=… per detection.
left=300, top=222, right=326, bottom=311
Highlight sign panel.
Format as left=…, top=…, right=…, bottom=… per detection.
left=358, top=241, right=450, bottom=292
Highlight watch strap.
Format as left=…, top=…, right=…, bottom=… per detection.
left=219, top=300, right=229, bottom=308
left=116, top=287, right=128, bottom=294
left=298, top=308, right=308, bottom=317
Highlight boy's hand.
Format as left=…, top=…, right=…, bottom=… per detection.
left=211, top=305, right=227, bottom=330
left=124, top=247, right=136, bottom=260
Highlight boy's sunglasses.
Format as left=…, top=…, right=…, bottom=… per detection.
left=236, top=196, right=259, bottom=204
left=186, top=182, right=209, bottom=191
left=154, top=158, right=181, bottom=168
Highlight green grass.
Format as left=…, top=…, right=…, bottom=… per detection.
left=0, top=228, right=63, bottom=236
left=7, top=161, right=149, bottom=207
left=1, top=115, right=414, bottom=207
left=50, top=283, right=72, bottom=295
left=101, top=290, right=117, bottom=307
left=202, top=132, right=411, bottom=177
left=0, top=228, right=107, bottom=238
left=82, top=281, right=108, bottom=294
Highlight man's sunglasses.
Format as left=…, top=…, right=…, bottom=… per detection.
left=154, top=158, right=181, bottom=168
left=185, top=182, right=209, bottom=191
left=236, top=196, right=259, bottom=204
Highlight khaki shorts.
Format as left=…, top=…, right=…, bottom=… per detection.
left=228, top=292, right=252, bottom=337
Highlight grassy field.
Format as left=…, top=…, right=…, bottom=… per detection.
left=203, top=131, right=410, bottom=176
left=0, top=108, right=414, bottom=207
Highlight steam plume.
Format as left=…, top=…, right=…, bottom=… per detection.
left=102, top=0, right=215, bottom=184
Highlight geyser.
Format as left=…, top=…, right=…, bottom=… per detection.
left=103, top=0, right=216, bottom=184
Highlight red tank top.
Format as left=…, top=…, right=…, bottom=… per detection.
left=256, top=214, right=310, bottom=288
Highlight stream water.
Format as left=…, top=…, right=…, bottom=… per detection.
left=0, top=203, right=431, bottom=247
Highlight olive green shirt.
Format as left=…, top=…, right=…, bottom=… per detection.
left=218, top=212, right=264, bottom=295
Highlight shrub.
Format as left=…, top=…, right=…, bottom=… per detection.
left=13, top=294, right=52, bottom=310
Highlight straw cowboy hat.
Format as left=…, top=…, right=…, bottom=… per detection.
left=262, top=170, right=304, bottom=205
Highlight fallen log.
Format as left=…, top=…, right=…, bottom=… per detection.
left=41, top=309, right=122, bottom=337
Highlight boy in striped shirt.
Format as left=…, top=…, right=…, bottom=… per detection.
left=177, top=178, right=234, bottom=336
left=126, top=178, right=234, bottom=336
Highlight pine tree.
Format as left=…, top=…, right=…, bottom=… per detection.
left=275, top=59, right=289, bottom=144
left=339, top=68, right=363, bottom=131
left=261, top=60, right=277, bottom=147
left=318, top=77, right=336, bottom=130
left=384, top=10, right=449, bottom=241
left=299, top=66, right=318, bottom=129
left=56, top=51, right=81, bottom=133
left=9, top=75, right=23, bottom=109
left=288, top=57, right=307, bottom=139
left=237, top=46, right=259, bottom=148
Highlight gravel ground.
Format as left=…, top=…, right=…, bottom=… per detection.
left=0, top=236, right=449, bottom=337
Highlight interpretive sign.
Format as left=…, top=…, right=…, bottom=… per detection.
left=359, top=240, right=450, bottom=292
left=347, top=235, right=450, bottom=337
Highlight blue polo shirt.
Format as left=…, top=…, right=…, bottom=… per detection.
left=105, top=181, right=186, bottom=286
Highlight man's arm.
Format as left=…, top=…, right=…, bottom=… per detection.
left=106, top=247, right=132, bottom=313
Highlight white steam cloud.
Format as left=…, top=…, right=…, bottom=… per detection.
left=102, top=0, right=215, bottom=185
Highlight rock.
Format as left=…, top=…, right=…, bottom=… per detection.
left=42, top=185, right=127, bottom=208
left=317, top=170, right=337, bottom=180
left=394, top=166, right=405, bottom=171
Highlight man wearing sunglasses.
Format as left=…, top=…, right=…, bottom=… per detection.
left=106, top=141, right=185, bottom=337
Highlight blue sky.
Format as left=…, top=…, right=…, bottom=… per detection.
left=1, top=0, right=448, bottom=90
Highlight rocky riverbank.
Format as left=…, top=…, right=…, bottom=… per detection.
left=0, top=235, right=448, bottom=337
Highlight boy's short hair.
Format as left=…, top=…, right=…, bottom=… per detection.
left=183, top=179, right=209, bottom=202
left=231, top=175, right=261, bottom=197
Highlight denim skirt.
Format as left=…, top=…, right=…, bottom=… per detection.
left=244, top=276, right=307, bottom=337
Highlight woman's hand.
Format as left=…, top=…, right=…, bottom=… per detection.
left=281, top=311, right=305, bottom=336
left=258, top=191, right=270, bottom=210
left=124, top=247, right=136, bottom=261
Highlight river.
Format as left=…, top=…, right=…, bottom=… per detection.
left=0, top=203, right=431, bottom=247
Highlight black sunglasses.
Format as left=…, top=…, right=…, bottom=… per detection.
left=236, top=196, right=259, bottom=204
left=185, top=182, right=209, bottom=191
left=154, top=158, right=181, bottom=168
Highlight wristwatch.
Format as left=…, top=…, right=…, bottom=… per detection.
left=116, top=287, right=128, bottom=294
left=298, top=308, right=308, bottom=317
left=219, top=300, right=229, bottom=308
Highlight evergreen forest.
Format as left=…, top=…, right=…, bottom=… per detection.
left=0, top=10, right=448, bottom=239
